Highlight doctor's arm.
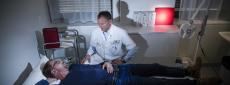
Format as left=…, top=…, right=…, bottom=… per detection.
left=81, top=36, right=96, bottom=64
left=122, top=31, right=138, bottom=62
left=112, top=46, right=138, bottom=64
left=123, top=46, right=138, bottom=62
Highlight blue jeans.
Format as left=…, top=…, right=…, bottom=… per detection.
left=60, top=64, right=196, bottom=85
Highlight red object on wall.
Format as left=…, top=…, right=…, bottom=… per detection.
left=155, top=7, right=175, bottom=25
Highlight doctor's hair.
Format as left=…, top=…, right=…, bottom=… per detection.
left=97, top=11, right=112, bottom=20
left=42, top=60, right=56, bottom=78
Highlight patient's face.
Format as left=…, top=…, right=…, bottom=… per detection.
left=53, top=59, right=68, bottom=71
left=51, top=59, right=69, bottom=80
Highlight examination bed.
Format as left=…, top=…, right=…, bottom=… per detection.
left=18, top=56, right=197, bottom=85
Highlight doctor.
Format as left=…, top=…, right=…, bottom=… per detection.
left=81, top=11, right=137, bottom=65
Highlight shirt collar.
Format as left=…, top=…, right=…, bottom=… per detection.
left=101, top=24, right=113, bottom=35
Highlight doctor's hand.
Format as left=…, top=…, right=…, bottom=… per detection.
left=80, top=54, right=91, bottom=64
left=102, top=62, right=114, bottom=74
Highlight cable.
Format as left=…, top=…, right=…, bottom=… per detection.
left=198, top=35, right=207, bottom=58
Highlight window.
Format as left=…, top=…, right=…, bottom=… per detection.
left=174, top=0, right=181, bottom=19
left=178, top=0, right=223, bottom=21
left=48, top=0, right=112, bottom=26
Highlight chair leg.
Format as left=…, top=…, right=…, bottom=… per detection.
left=77, top=43, right=81, bottom=64
left=44, top=49, right=49, bottom=59
left=51, top=49, right=55, bottom=59
left=37, top=47, right=42, bottom=58
left=73, top=40, right=80, bottom=64
left=45, top=49, right=55, bottom=59
left=73, top=44, right=78, bottom=64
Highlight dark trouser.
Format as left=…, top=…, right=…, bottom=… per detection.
left=116, top=64, right=196, bottom=85
left=129, top=76, right=196, bottom=85
left=63, top=64, right=196, bottom=85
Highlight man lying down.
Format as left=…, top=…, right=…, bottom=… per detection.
left=36, top=58, right=201, bottom=85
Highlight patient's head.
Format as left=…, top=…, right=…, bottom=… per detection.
left=42, top=59, right=69, bottom=80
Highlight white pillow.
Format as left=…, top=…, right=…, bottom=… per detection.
left=23, top=55, right=49, bottom=85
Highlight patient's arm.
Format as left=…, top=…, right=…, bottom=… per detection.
left=81, top=54, right=91, bottom=64
left=102, top=62, right=114, bottom=74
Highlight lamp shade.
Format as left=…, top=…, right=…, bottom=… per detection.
left=155, top=7, right=174, bottom=25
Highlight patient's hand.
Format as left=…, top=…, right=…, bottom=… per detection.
left=81, top=54, right=91, bottom=64
left=102, top=62, right=113, bottom=74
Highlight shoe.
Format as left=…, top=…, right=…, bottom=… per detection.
left=185, top=57, right=202, bottom=78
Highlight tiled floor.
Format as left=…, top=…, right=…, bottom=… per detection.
left=200, top=63, right=222, bottom=85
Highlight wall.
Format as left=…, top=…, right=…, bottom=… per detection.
left=67, top=0, right=176, bottom=47
left=112, top=0, right=175, bottom=19
left=219, top=0, right=230, bottom=21
left=128, top=32, right=180, bottom=66
left=0, top=0, right=50, bottom=84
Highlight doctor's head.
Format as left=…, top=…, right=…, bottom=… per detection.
left=42, top=59, right=69, bottom=80
left=97, top=11, right=112, bottom=32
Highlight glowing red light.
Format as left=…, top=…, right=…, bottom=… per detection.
left=155, top=7, right=174, bottom=25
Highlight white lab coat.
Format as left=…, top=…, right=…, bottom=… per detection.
left=85, top=25, right=136, bottom=65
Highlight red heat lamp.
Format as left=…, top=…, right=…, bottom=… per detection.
left=155, top=7, right=175, bottom=25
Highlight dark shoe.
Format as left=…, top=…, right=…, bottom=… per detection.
left=185, top=57, right=202, bottom=78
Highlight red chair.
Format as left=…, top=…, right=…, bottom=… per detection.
left=42, top=27, right=77, bottom=60
left=43, top=27, right=60, bottom=49
left=42, top=27, right=86, bottom=64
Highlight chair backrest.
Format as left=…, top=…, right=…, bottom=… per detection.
left=42, top=27, right=60, bottom=49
